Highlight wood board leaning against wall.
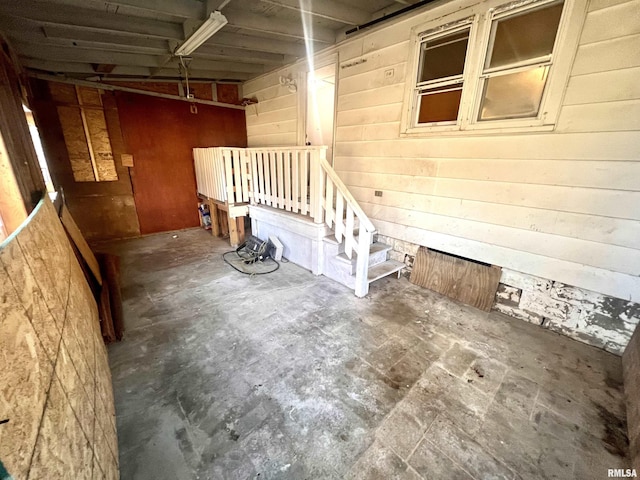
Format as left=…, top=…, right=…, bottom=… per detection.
left=29, top=78, right=246, bottom=240
left=0, top=196, right=119, bottom=479
left=29, top=78, right=141, bottom=243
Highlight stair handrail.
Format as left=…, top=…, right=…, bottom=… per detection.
left=316, top=154, right=375, bottom=234
left=315, top=149, right=375, bottom=297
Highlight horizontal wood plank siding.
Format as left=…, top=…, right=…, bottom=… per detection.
left=242, top=0, right=640, bottom=301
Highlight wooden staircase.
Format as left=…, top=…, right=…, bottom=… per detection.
left=322, top=231, right=404, bottom=293
left=193, top=145, right=403, bottom=297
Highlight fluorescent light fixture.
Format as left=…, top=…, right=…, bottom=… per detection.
left=174, top=11, right=228, bottom=56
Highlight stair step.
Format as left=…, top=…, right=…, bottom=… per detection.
left=334, top=242, right=392, bottom=274
left=367, top=260, right=405, bottom=284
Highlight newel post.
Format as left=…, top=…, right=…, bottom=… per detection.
left=355, top=228, right=371, bottom=297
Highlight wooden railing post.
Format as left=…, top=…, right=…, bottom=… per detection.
left=355, top=229, right=372, bottom=297
left=312, top=148, right=326, bottom=223
left=223, top=149, right=235, bottom=207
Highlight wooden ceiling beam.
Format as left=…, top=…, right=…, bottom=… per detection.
left=22, top=59, right=255, bottom=81
left=258, top=0, right=371, bottom=25
left=0, top=2, right=184, bottom=39
left=223, top=7, right=335, bottom=44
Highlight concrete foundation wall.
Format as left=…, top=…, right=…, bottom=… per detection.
left=376, top=234, right=639, bottom=355
left=623, top=326, right=640, bottom=470
left=0, top=197, right=118, bottom=479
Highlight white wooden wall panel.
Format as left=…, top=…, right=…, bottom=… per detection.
left=338, top=62, right=407, bottom=95
left=348, top=186, right=640, bottom=249
left=579, top=0, right=640, bottom=44
left=246, top=119, right=297, bottom=136
left=572, top=34, right=640, bottom=75
left=242, top=0, right=640, bottom=301
left=563, top=67, right=640, bottom=105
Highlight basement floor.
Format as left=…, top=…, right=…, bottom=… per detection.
left=103, top=228, right=630, bottom=480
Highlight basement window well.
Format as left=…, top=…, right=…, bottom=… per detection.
left=402, top=0, right=584, bottom=135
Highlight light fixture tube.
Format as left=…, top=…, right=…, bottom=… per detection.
left=174, top=11, right=228, bottom=56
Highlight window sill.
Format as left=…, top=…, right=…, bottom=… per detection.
left=400, top=122, right=556, bottom=138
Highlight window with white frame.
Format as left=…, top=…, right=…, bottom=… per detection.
left=404, top=0, right=579, bottom=134
left=414, top=21, right=472, bottom=125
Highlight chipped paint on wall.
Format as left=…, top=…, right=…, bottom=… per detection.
left=377, top=235, right=639, bottom=355
left=496, top=269, right=640, bottom=355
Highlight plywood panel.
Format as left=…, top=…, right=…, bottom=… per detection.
left=57, top=105, right=94, bottom=182
left=216, top=83, right=239, bottom=104
left=31, top=80, right=142, bottom=242
left=116, top=91, right=247, bottom=234
left=0, top=196, right=118, bottom=480
left=410, top=247, right=502, bottom=311
left=0, top=265, right=54, bottom=480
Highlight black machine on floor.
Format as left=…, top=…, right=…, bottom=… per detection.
left=236, top=235, right=277, bottom=264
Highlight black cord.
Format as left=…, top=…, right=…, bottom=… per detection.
left=222, top=250, right=280, bottom=275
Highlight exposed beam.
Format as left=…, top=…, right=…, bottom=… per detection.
left=43, top=25, right=170, bottom=53
left=223, top=8, right=335, bottom=44
left=258, top=0, right=370, bottom=25
left=14, top=41, right=267, bottom=74
left=206, top=32, right=307, bottom=57
left=0, top=23, right=169, bottom=56
left=15, top=42, right=167, bottom=68
left=29, top=72, right=246, bottom=109
left=190, top=44, right=290, bottom=65
left=0, top=2, right=184, bottom=40
left=77, top=0, right=204, bottom=19
left=22, top=59, right=255, bottom=81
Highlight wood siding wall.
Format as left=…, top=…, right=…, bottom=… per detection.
left=242, top=0, right=640, bottom=302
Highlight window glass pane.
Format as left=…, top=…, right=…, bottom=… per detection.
left=488, top=2, right=563, bottom=69
left=478, top=66, right=548, bottom=120
left=418, top=86, right=463, bottom=123
left=419, top=30, right=469, bottom=83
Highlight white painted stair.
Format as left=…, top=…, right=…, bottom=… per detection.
left=322, top=231, right=404, bottom=293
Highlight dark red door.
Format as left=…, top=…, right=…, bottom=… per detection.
left=116, top=92, right=246, bottom=234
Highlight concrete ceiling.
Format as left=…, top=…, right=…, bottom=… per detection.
left=0, top=0, right=420, bottom=82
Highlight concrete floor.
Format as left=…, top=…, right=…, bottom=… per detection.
left=103, top=228, right=630, bottom=480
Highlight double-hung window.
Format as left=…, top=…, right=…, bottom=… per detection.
left=477, top=0, right=564, bottom=121
left=403, top=0, right=583, bottom=134
left=414, top=21, right=472, bottom=125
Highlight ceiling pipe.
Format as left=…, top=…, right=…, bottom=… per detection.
left=345, top=0, right=438, bottom=36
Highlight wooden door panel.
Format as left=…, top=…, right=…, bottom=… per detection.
left=115, top=92, right=246, bottom=234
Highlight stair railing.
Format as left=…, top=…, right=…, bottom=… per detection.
left=313, top=148, right=376, bottom=297
left=194, top=145, right=376, bottom=297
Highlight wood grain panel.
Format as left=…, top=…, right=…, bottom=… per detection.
left=410, top=246, right=502, bottom=311
left=116, top=91, right=247, bottom=234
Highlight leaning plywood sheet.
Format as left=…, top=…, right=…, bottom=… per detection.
left=410, top=246, right=501, bottom=312
left=60, top=205, right=102, bottom=285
